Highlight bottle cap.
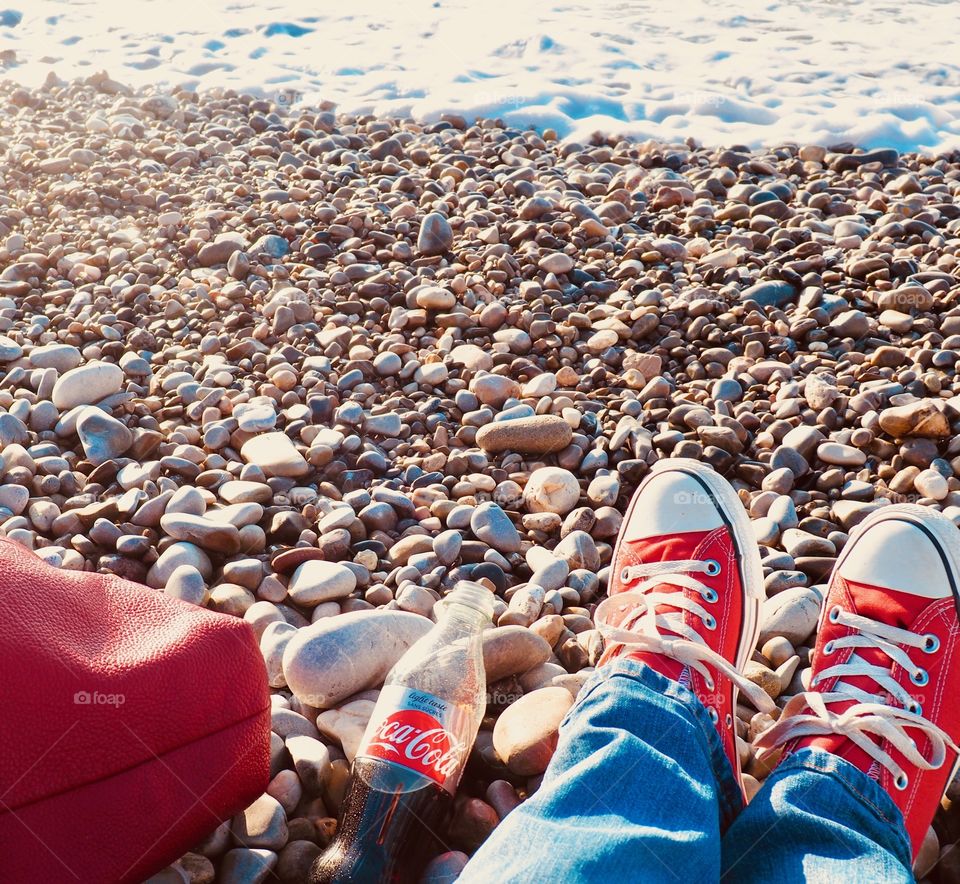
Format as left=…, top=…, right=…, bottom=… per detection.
left=443, top=581, right=495, bottom=621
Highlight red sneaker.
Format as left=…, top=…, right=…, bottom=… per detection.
left=596, top=458, right=774, bottom=790
left=755, top=504, right=960, bottom=858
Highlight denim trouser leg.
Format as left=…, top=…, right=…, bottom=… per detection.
left=458, top=657, right=916, bottom=884
left=459, top=659, right=742, bottom=883
left=720, top=748, right=913, bottom=883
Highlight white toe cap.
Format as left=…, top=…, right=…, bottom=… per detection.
left=622, top=470, right=725, bottom=542
left=840, top=518, right=953, bottom=599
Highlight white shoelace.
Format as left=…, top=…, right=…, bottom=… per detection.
left=755, top=607, right=959, bottom=789
left=595, top=559, right=777, bottom=717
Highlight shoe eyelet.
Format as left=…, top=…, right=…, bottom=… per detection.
left=923, top=634, right=940, bottom=653
left=907, top=700, right=923, bottom=716
left=828, top=606, right=841, bottom=624
left=704, top=614, right=717, bottom=631
left=704, top=559, right=721, bottom=577
left=620, top=568, right=631, bottom=582
left=894, top=772, right=909, bottom=791
left=707, top=706, right=719, bottom=724
left=725, top=713, right=733, bottom=727
left=705, top=675, right=715, bottom=691
left=702, top=588, right=719, bottom=604
left=911, top=669, right=929, bottom=687
left=823, top=641, right=834, bottom=656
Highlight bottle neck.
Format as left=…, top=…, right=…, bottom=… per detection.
left=440, top=601, right=489, bottom=631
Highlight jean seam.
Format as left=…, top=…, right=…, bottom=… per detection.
left=843, top=781, right=897, bottom=826
left=780, top=756, right=901, bottom=828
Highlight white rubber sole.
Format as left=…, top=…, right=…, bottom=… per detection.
left=611, top=458, right=765, bottom=783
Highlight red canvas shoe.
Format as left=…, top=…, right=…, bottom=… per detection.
left=595, top=458, right=774, bottom=790
left=755, top=504, right=960, bottom=858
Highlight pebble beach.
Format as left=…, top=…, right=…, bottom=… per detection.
left=4, top=71, right=960, bottom=882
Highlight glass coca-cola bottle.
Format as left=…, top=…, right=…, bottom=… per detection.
left=312, top=582, right=494, bottom=884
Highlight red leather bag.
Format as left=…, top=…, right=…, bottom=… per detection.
left=0, top=536, right=271, bottom=882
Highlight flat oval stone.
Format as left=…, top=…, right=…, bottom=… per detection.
left=52, top=361, right=124, bottom=410
left=816, top=442, right=866, bottom=467
left=288, top=560, right=357, bottom=606
left=29, top=343, right=82, bottom=372
left=241, top=432, right=310, bottom=477
left=739, top=280, right=798, bottom=308
left=475, top=415, right=572, bottom=454
left=220, top=480, right=274, bottom=505
left=482, top=626, right=552, bottom=682
left=415, top=286, right=456, bottom=310
left=235, top=402, right=278, bottom=433
left=538, top=252, right=575, bottom=274
left=282, top=609, right=433, bottom=708
left=160, top=513, right=243, bottom=554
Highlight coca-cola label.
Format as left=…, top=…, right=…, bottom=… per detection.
left=356, top=685, right=472, bottom=793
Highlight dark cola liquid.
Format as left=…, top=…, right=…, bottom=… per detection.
left=311, top=757, right=454, bottom=884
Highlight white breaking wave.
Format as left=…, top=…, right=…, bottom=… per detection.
left=2, top=0, right=960, bottom=152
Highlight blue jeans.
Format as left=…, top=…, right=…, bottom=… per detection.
left=460, top=659, right=913, bottom=883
